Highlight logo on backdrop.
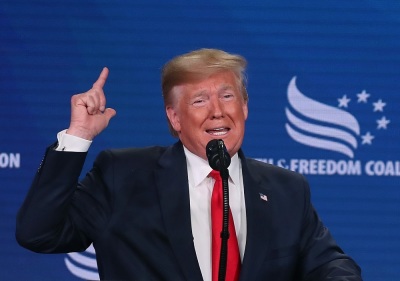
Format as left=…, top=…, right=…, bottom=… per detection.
left=259, top=76, right=399, bottom=176
left=64, top=244, right=99, bottom=280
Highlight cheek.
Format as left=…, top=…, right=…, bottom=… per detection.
left=182, top=110, right=206, bottom=127
left=229, top=104, right=247, bottom=123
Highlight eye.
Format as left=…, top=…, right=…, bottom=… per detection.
left=191, top=98, right=207, bottom=107
left=221, top=93, right=235, bottom=101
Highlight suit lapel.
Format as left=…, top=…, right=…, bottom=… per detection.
left=239, top=151, right=274, bottom=280
left=155, top=142, right=203, bottom=281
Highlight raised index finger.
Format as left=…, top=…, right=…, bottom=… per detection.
left=92, top=67, right=109, bottom=89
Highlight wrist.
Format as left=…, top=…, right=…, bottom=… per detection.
left=66, top=128, right=94, bottom=141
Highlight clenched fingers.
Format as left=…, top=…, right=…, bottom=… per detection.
left=71, top=90, right=102, bottom=115
left=84, top=89, right=104, bottom=115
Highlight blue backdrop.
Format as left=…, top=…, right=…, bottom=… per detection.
left=1, top=0, right=399, bottom=280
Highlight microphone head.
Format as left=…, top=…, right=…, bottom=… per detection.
left=206, top=139, right=231, bottom=171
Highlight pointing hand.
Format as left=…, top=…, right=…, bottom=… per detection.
left=66, top=67, right=116, bottom=140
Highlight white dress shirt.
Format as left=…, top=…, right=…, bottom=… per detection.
left=56, top=130, right=247, bottom=281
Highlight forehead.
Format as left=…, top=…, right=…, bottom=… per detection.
left=172, top=71, right=239, bottom=97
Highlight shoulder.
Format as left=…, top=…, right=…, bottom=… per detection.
left=100, top=146, right=168, bottom=160
left=93, top=145, right=169, bottom=171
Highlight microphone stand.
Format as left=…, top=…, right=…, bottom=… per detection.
left=217, top=143, right=230, bottom=281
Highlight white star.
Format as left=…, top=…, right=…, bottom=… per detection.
left=357, top=90, right=370, bottom=103
left=373, top=99, right=386, bottom=112
left=338, top=95, right=351, bottom=108
left=361, top=132, right=375, bottom=145
left=377, top=116, right=390, bottom=129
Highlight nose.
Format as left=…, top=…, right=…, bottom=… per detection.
left=209, top=96, right=224, bottom=119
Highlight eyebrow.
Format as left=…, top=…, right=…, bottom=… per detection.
left=219, top=84, right=234, bottom=91
left=191, top=91, right=208, bottom=98
left=218, top=84, right=236, bottom=93
left=191, top=84, right=236, bottom=97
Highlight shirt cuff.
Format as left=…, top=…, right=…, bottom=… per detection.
left=55, top=129, right=92, bottom=152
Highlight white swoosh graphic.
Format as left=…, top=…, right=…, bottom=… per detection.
left=64, top=257, right=99, bottom=280
left=286, top=123, right=355, bottom=158
left=285, top=108, right=358, bottom=149
left=85, top=244, right=96, bottom=254
left=286, top=77, right=360, bottom=158
left=65, top=244, right=98, bottom=280
left=66, top=252, right=97, bottom=268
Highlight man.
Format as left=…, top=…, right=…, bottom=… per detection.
left=16, top=49, right=362, bottom=280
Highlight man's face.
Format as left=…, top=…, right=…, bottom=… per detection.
left=166, top=71, right=248, bottom=160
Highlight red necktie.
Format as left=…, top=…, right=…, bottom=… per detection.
left=210, top=170, right=241, bottom=281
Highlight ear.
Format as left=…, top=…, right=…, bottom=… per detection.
left=242, top=101, right=248, bottom=120
left=166, top=106, right=181, bottom=132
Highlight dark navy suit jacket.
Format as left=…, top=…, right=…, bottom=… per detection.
left=16, top=141, right=361, bottom=280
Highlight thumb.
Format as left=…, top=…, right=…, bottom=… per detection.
left=104, top=108, right=117, bottom=121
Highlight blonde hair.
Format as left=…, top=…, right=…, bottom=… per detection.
left=161, top=48, right=248, bottom=137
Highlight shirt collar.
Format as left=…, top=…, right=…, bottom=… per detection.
left=183, top=145, right=240, bottom=187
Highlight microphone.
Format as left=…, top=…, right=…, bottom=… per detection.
left=206, top=139, right=231, bottom=171
left=206, top=139, right=231, bottom=281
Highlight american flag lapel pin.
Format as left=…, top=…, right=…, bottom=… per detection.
left=259, top=193, right=268, bottom=202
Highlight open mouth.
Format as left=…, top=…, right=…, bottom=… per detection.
left=206, top=127, right=230, bottom=136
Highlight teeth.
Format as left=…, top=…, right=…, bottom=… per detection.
left=207, top=128, right=228, bottom=136
left=210, top=131, right=227, bottom=136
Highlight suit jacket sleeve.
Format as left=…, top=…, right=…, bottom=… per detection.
left=298, top=175, right=362, bottom=280
left=16, top=145, right=95, bottom=253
